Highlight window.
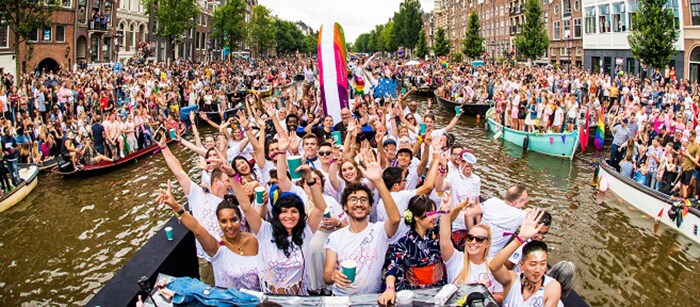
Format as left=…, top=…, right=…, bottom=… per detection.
left=554, top=5, right=559, bottom=15
left=0, top=23, right=7, bottom=48
left=119, top=23, right=125, bottom=46
left=574, top=0, right=580, bottom=11
left=627, top=58, right=636, bottom=74
left=563, top=0, right=571, bottom=18
left=598, top=4, right=610, bottom=33
left=128, top=24, right=134, bottom=47
left=585, top=7, right=596, bottom=33
left=612, top=2, right=626, bottom=32
left=43, top=27, right=52, bottom=42
left=62, top=0, right=71, bottom=8
left=665, top=0, right=680, bottom=29
left=554, top=21, right=561, bottom=40
left=574, top=18, right=582, bottom=37
left=29, top=29, right=38, bottom=42
left=564, top=19, right=571, bottom=38
left=692, top=0, right=700, bottom=25
left=195, top=32, right=200, bottom=49
left=628, top=0, right=637, bottom=30
left=561, top=47, right=568, bottom=56
left=55, top=25, right=65, bottom=42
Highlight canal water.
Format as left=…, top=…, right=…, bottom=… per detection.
left=1, top=95, right=699, bottom=305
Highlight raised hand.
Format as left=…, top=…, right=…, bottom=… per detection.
left=519, top=208, right=545, bottom=241
left=289, top=131, right=300, bottom=151
left=358, top=149, right=382, bottom=182
left=439, top=189, right=453, bottom=211
left=236, top=111, right=250, bottom=130
left=155, top=180, right=178, bottom=210
left=277, top=132, right=290, bottom=152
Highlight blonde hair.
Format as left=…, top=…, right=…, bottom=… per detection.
left=454, top=223, right=492, bottom=285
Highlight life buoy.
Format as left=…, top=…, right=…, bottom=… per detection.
left=523, top=135, right=529, bottom=151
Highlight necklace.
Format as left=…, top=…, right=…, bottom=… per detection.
left=226, top=235, right=245, bottom=256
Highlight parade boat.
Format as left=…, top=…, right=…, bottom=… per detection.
left=36, top=156, right=60, bottom=172
left=403, top=78, right=435, bottom=96
left=434, top=91, right=492, bottom=117
left=598, top=159, right=700, bottom=245
left=53, top=140, right=175, bottom=177
left=486, top=108, right=580, bottom=159
left=0, top=164, right=39, bottom=213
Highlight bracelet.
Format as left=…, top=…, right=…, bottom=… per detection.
left=160, top=145, right=168, bottom=150
left=306, top=179, right=317, bottom=186
left=175, top=208, right=185, bottom=217
left=515, top=234, right=525, bottom=245
left=330, top=158, right=337, bottom=164
left=386, top=285, right=395, bottom=290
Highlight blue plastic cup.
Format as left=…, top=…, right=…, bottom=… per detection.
left=165, top=227, right=173, bottom=241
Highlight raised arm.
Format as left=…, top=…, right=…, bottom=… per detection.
left=443, top=110, right=462, bottom=133
left=438, top=190, right=456, bottom=261
left=158, top=131, right=191, bottom=195
left=189, top=112, right=204, bottom=148
left=276, top=132, right=293, bottom=192
left=232, top=176, right=262, bottom=235
left=178, top=136, right=207, bottom=157
left=489, top=208, right=545, bottom=291
left=157, top=180, right=218, bottom=257
left=298, top=164, right=327, bottom=234
left=358, top=149, right=401, bottom=237
left=416, top=140, right=441, bottom=195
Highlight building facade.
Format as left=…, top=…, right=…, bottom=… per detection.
left=117, top=0, right=149, bottom=64
left=582, top=0, right=684, bottom=77
left=547, top=0, right=584, bottom=67
left=683, top=0, right=700, bottom=82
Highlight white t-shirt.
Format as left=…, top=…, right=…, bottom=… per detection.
left=211, top=247, right=261, bottom=290
left=256, top=220, right=313, bottom=295
left=444, top=251, right=504, bottom=294
left=480, top=197, right=526, bottom=257
left=376, top=189, right=415, bottom=223
left=287, top=184, right=346, bottom=222
left=325, top=222, right=398, bottom=295
left=444, top=171, right=481, bottom=231
left=187, top=179, right=224, bottom=260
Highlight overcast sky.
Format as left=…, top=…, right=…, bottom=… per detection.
left=258, top=0, right=435, bottom=43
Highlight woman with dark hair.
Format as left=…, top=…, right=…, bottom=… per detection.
left=489, top=208, right=562, bottom=307
left=377, top=194, right=450, bottom=304
left=234, top=131, right=327, bottom=295
left=155, top=180, right=260, bottom=290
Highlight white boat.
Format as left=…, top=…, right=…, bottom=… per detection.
left=598, top=160, right=700, bottom=245
left=0, top=165, right=39, bottom=213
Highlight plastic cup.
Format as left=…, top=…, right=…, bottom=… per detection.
left=340, top=259, right=357, bottom=283
left=332, top=131, right=342, bottom=145
left=254, top=186, right=265, bottom=205
left=455, top=105, right=462, bottom=115
left=169, top=129, right=176, bottom=139
left=396, top=290, right=414, bottom=306
left=287, top=156, right=303, bottom=180
left=419, top=123, right=427, bottom=135
left=323, top=206, right=331, bottom=219
left=165, top=227, right=173, bottom=241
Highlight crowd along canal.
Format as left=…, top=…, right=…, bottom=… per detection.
left=1, top=95, right=699, bottom=305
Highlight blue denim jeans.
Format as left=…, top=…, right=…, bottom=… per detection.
left=167, top=277, right=260, bottom=307
left=6, top=159, right=19, bottom=186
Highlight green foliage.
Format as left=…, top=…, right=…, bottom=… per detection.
left=415, top=29, right=429, bottom=58
left=212, top=0, right=247, bottom=53
left=274, top=19, right=306, bottom=55
left=628, top=0, right=679, bottom=71
left=433, top=28, right=450, bottom=57
left=514, top=0, right=549, bottom=60
left=248, top=5, right=275, bottom=55
left=451, top=52, right=463, bottom=62
left=394, top=0, right=423, bottom=49
left=383, top=20, right=398, bottom=52
left=304, top=32, right=318, bottom=54
left=462, top=11, right=485, bottom=59
left=144, top=0, right=198, bottom=41
left=0, top=0, right=58, bottom=76
left=354, top=33, right=370, bottom=52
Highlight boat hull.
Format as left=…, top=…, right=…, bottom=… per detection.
left=486, top=108, right=579, bottom=158
left=0, top=165, right=39, bottom=213
left=434, top=91, right=491, bottom=116
left=598, top=160, right=700, bottom=245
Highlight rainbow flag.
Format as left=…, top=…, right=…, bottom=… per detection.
left=318, top=23, right=349, bottom=123
left=593, top=108, right=605, bottom=151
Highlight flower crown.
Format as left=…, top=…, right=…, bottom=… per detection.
left=403, top=209, right=413, bottom=223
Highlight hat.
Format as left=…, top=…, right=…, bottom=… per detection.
left=459, top=149, right=477, bottom=164
left=383, top=138, right=397, bottom=147
left=397, top=147, right=413, bottom=157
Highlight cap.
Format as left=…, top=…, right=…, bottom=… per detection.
left=459, top=149, right=477, bottom=164
left=397, top=147, right=413, bottom=157
left=383, top=139, right=397, bottom=147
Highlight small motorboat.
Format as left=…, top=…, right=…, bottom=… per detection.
left=434, top=91, right=492, bottom=117
left=0, top=164, right=39, bottom=213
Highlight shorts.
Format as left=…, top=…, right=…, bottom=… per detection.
left=681, top=169, right=694, bottom=185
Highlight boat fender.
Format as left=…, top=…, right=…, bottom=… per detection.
left=598, top=178, right=608, bottom=192
left=522, top=135, right=529, bottom=151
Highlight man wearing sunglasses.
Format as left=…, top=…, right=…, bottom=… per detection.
left=436, top=149, right=481, bottom=249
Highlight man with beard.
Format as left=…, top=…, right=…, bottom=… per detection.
left=323, top=149, right=402, bottom=295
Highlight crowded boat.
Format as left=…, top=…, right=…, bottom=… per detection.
left=13, top=51, right=700, bottom=305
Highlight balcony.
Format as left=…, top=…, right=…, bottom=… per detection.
left=89, top=21, right=109, bottom=31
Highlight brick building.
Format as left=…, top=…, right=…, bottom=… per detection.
left=547, top=0, right=584, bottom=67
left=683, top=0, right=700, bottom=82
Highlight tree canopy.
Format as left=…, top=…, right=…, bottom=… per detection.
left=352, top=0, right=423, bottom=53
left=144, top=0, right=199, bottom=60
left=514, top=0, right=549, bottom=61
left=415, top=29, right=429, bottom=59
left=212, top=0, right=247, bottom=54
left=433, top=28, right=450, bottom=57
left=248, top=5, right=275, bottom=55
left=462, top=11, right=485, bottom=60
left=628, top=0, right=679, bottom=71
left=274, top=19, right=307, bottom=55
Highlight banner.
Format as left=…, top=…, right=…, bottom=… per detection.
left=318, top=23, right=349, bottom=124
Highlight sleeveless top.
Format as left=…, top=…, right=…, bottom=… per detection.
left=504, top=273, right=562, bottom=307
left=211, top=242, right=261, bottom=291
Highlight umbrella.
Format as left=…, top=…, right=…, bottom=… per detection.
left=405, top=60, right=420, bottom=66
left=43, top=79, right=59, bottom=88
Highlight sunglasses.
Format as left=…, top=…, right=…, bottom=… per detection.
left=318, top=151, right=332, bottom=156
left=466, top=233, right=489, bottom=244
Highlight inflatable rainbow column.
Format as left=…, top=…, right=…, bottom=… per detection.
left=317, top=23, right=349, bottom=123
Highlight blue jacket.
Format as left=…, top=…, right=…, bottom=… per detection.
left=2, top=135, right=18, bottom=160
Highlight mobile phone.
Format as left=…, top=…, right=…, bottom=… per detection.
left=154, top=125, right=166, bottom=143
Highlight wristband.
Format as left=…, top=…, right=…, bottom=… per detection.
left=160, top=145, right=168, bottom=150
left=306, top=179, right=317, bottom=186
left=330, top=158, right=337, bottom=164
left=175, top=208, right=185, bottom=217
left=515, top=234, right=525, bottom=245
left=386, top=285, right=395, bottom=290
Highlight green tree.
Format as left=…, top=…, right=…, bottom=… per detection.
left=274, top=19, right=305, bottom=55
left=0, top=0, right=58, bottom=78
left=462, top=11, right=485, bottom=60
left=144, top=0, right=199, bottom=61
left=212, top=0, right=246, bottom=59
left=415, top=29, right=429, bottom=59
left=248, top=5, right=275, bottom=56
left=628, top=0, right=679, bottom=74
left=354, top=33, right=370, bottom=52
left=304, top=32, right=318, bottom=55
left=394, top=0, right=423, bottom=50
left=382, top=20, right=398, bottom=52
left=433, top=28, right=450, bottom=56
left=514, top=0, right=549, bottom=61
